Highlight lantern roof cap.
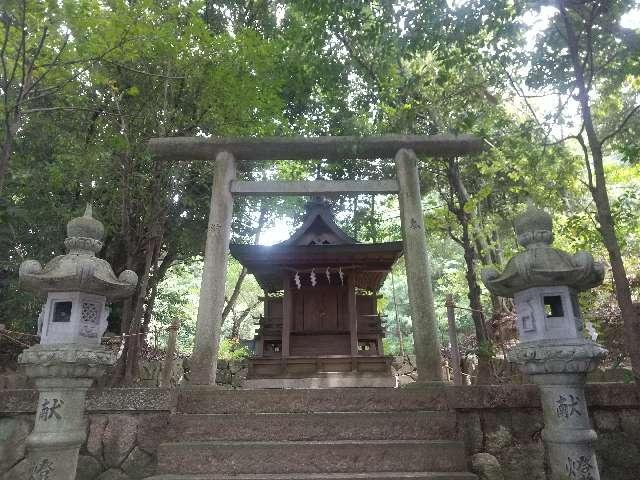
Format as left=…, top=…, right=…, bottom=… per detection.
left=481, top=204, right=604, bottom=297
left=514, top=203, right=554, bottom=248
left=66, top=204, right=104, bottom=244
left=19, top=205, right=138, bottom=299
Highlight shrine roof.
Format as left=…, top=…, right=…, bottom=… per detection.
left=230, top=242, right=403, bottom=292
left=230, top=198, right=403, bottom=292
left=272, top=197, right=358, bottom=247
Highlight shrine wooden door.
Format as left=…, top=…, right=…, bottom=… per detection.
left=292, top=286, right=347, bottom=332
left=290, top=286, right=349, bottom=355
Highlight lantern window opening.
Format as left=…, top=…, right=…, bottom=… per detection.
left=52, top=301, right=72, bottom=323
left=543, top=295, right=564, bottom=318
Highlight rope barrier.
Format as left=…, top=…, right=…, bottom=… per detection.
left=448, top=300, right=516, bottom=317
left=450, top=304, right=485, bottom=314
left=0, top=327, right=147, bottom=339
left=0, top=327, right=147, bottom=347
left=443, top=365, right=475, bottom=379
left=443, top=364, right=525, bottom=382
left=0, top=331, right=32, bottom=348
left=0, top=328, right=39, bottom=338
left=101, top=332, right=147, bottom=343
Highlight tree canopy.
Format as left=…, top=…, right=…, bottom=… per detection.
left=1, top=0, right=638, bottom=383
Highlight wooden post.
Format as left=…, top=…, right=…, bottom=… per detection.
left=446, top=294, right=463, bottom=386
left=395, top=148, right=443, bottom=382
left=390, top=271, right=406, bottom=358
left=347, top=274, right=358, bottom=357
left=160, top=318, right=181, bottom=387
left=189, top=151, right=236, bottom=385
left=282, top=274, right=292, bottom=358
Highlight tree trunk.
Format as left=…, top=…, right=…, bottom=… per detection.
left=141, top=249, right=177, bottom=336
left=222, top=267, right=247, bottom=322
left=111, top=139, right=169, bottom=385
left=472, top=218, right=508, bottom=321
left=230, top=300, right=261, bottom=339
left=0, top=118, right=16, bottom=193
left=446, top=158, right=491, bottom=384
left=560, top=2, right=640, bottom=381
left=123, top=236, right=159, bottom=384
left=222, top=204, right=267, bottom=324
left=461, top=219, right=491, bottom=384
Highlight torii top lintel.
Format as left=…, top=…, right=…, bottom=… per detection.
left=148, top=134, right=484, bottom=161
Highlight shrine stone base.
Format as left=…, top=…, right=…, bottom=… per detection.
left=244, top=372, right=395, bottom=389
left=246, top=355, right=395, bottom=388
left=1, top=384, right=639, bottom=480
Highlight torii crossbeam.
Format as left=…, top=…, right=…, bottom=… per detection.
left=149, top=134, right=485, bottom=385
left=148, top=134, right=483, bottom=161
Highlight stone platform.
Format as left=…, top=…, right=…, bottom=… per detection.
left=247, top=355, right=394, bottom=388
left=244, top=352, right=397, bottom=388
left=1, top=384, right=640, bottom=480
left=150, top=475, right=477, bottom=480
left=244, top=372, right=395, bottom=389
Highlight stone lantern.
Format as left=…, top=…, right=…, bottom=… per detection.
left=482, top=205, right=607, bottom=480
left=18, top=205, right=138, bottom=480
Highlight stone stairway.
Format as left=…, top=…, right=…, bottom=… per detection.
left=148, top=388, right=477, bottom=480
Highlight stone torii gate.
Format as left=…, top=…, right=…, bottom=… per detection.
left=148, top=135, right=484, bottom=385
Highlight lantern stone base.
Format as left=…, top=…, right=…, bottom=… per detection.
left=509, top=339, right=606, bottom=376
left=18, top=344, right=115, bottom=480
left=19, top=344, right=115, bottom=378
left=510, top=339, right=606, bottom=480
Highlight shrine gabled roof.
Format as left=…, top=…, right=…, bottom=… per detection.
left=230, top=197, right=402, bottom=292
left=279, top=197, right=357, bottom=246
left=229, top=242, right=403, bottom=292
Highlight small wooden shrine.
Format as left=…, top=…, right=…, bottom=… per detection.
left=230, top=198, right=403, bottom=385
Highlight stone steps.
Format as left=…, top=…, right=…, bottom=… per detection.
left=153, top=388, right=477, bottom=480
left=167, top=411, right=457, bottom=441
left=156, top=440, right=468, bottom=475
left=177, top=387, right=452, bottom=414
left=148, top=473, right=478, bottom=480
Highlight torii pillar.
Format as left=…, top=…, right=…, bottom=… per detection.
left=189, top=151, right=236, bottom=385
left=395, top=148, right=443, bottom=382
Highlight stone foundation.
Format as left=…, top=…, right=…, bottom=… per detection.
left=1, top=384, right=638, bottom=480
left=455, top=384, right=640, bottom=480
left=1, top=389, right=174, bottom=480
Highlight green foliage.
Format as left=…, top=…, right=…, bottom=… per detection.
left=149, top=261, right=202, bottom=353
left=477, top=339, right=497, bottom=360
left=379, top=261, right=416, bottom=356
left=382, top=336, right=414, bottom=357
left=1, top=0, right=638, bottom=372
left=218, top=338, right=250, bottom=361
